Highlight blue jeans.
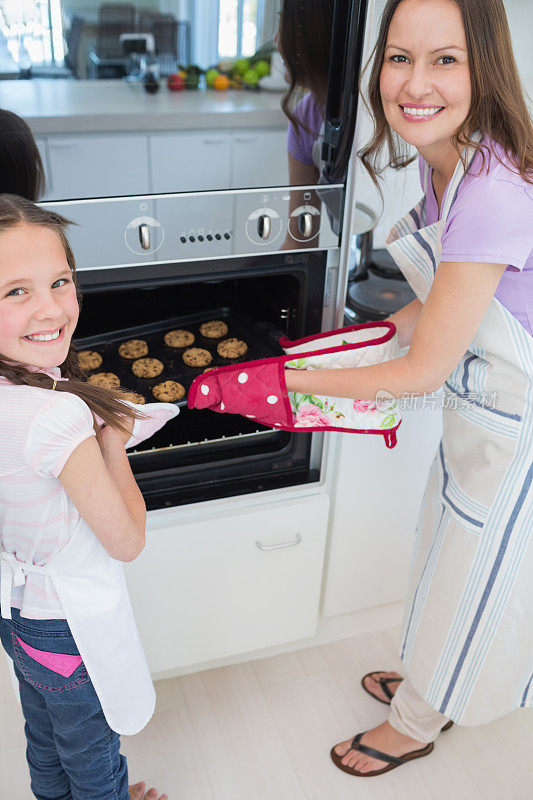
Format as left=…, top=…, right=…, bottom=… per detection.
left=0, top=608, right=129, bottom=800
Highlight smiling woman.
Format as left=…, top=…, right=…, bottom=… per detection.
left=360, top=0, right=533, bottom=184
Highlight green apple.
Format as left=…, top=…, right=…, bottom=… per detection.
left=205, top=68, right=219, bottom=87
left=254, top=60, right=270, bottom=78
left=234, top=58, right=250, bottom=76
left=243, top=68, right=259, bottom=85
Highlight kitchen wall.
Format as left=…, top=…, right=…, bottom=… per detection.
left=355, top=0, right=532, bottom=247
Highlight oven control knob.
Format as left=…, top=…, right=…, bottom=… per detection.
left=257, top=214, right=271, bottom=240
left=245, top=207, right=282, bottom=246
left=139, top=223, right=150, bottom=250
left=298, top=212, right=313, bottom=238
left=124, top=216, right=164, bottom=255
left=289, top=204, right=320, bottom=242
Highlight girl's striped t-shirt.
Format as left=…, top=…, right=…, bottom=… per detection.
left=0, top=371, right=95, bottom=618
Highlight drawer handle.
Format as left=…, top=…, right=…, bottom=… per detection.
left=255, top=533, right=302, bottom=551
left=202, top=138, right=227, bottom=145
left=235, top=136, right=258, bottom=143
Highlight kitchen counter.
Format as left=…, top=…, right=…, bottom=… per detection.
left=0, top=79, right=288, bottom=135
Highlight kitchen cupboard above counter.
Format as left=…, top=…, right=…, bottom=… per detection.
left=0, top=79, right=288, bottom=135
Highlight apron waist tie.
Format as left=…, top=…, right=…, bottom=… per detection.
left=0, top=552, right=50, bottom=619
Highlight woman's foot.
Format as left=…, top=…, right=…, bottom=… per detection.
left=128, top=781, right=168, bottom=800
left=332, top=720, right=428, bottom=774
left=362, top=670, right=403, bottom=703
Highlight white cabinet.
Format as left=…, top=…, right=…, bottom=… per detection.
left=322, top=403, right=443, bottom=617
left=47, top=134, right=149, bottom=199
left=40, top=129, right=289, bottom=201
left=232, top=129, right=288, bottom=188
left=125, top=492, right=329, bottom=674
left=150, top=132, right=232, bottom=193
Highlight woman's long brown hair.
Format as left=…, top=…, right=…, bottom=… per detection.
left=279, top=0, right=334, bottom=138
left=0, top=194, right=145, bottom=436
left=358, top=0, right=533, bottom=188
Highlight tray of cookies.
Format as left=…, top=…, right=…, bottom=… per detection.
left=74, top=308, right=284, bottom=406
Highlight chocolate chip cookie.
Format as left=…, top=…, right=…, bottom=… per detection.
left=131, top=358, right=164, bottom=379
left=152, top=380, right=185, bottom=402
left=199, top=320, right=228, bottom=339
left=217, top=338, right=248, bottom=359
left=118, top=339, right=149, bottom=359
left=164, top=329, right=195, bottom=348
left=78, top=350, right=102, bottom=371
left=120, top=391, right=146, bottom=405
left=88, top=372, right=121, bottom=390
left=182, top=348, right=212, bottom=368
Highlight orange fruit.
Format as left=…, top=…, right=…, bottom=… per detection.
left=213, top=74, right=230, bottom=91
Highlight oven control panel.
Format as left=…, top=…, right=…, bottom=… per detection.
left=42, top=185, right=343, bottom=271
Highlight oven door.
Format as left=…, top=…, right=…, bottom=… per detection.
left=75, top=250, right=329, bottom=509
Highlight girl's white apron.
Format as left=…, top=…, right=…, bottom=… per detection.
left=1, top=517, right=155, bottom=735
left=386, top=138, right=533, bottom=725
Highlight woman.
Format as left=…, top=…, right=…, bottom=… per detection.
left=275, top=0, right=343, bottom=240
left=192, top=0, right=532, bottom=778
left=318, top=0, right=533, bottom=777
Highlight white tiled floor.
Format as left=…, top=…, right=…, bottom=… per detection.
left=2, top=625, right=532, bottom=799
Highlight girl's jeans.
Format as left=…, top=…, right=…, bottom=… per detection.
left=0, top=607, right=129, bottom=800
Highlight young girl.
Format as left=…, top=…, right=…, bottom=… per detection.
left=0, top=194, right=171, bottom=799
left=195, top=0, right=532, bottom=778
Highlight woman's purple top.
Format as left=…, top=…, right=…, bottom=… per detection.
left=420, top=140, right=533, bottom=336
left=287, top=92, right=324, bottom=167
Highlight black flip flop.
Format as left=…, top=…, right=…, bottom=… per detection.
left=361, top=671, right=403, bottom=705
left=330, top=731, right=434, bottom=777
left=360, top=671, right=453, bottom=732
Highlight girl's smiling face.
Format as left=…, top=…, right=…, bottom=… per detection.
left=379, top=0, right=471, bottom=154
left=0, top=222, right=79, bottom=371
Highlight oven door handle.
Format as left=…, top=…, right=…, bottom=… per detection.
left=255, top=533, right=302, bottom=551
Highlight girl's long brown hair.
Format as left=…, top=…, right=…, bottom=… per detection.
left=358, top=0, right=533, bottom=187
left=0, top=194, right=145, bottom=436
left=279, top=0, right=334, bottom=137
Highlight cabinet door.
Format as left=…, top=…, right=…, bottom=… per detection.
left=322, top=402, right=443, bottom=617
left=150, top=132, right=232, bottom=193
left=125, top=493, right=329, bottom=674
left=232, top=130, right=289, bottom=189
left=47, top=134, right=149, bottom=200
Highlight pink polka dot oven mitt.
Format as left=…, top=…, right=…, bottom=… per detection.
left=189, top=321, right=402, bottom=449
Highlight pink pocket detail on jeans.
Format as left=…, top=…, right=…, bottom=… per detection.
left=14, top=635, right=82, bottom=678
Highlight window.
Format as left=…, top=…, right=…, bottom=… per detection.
left=0, top=0, right=64, bottom=65
left=218, top=0, right=258, bottom=59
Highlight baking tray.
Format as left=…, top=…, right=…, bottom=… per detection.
left=74, top=308, right=284, bottom=406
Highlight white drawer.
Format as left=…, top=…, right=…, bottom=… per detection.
left=47, top=134, right=149, bottom=200
left=125, top=493, right=329, bottom=673
left=232, top=129, right=289, bottom=189
left=149, top=132, right=232, bottom=193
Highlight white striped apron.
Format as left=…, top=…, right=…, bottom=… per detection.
left=386, top=140, right=533, bottom=725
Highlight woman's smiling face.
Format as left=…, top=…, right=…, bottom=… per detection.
left=379, top=0, right=471, bottom=153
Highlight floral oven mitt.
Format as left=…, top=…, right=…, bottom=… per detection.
left=189, top=322, right=401, bottom=449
